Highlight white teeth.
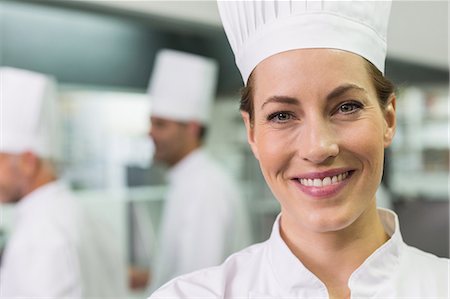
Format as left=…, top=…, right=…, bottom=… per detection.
left=298, top=171, right=350, bottom=187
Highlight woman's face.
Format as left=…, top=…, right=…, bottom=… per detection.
left=243, top=49, right=396, bottom=233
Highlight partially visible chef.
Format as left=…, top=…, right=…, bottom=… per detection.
left=145, top=49, right=251, bottom=291
left=0, top=67, right=126, bottom=297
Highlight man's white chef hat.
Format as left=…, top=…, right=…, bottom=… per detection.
left=0, top=67, right=61, bottom=160
left=217, top=0, right=392, bottom=84
left=148, top=49, right=219, bottom=124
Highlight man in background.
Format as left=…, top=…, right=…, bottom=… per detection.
left=0, top=67, right=126, bottom=297
left=129, top=49, right=251, bottom=291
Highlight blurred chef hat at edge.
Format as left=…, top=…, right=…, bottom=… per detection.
left=147, top=49, right=219, bottom=124
left=1, top=67, right=61, bottom=162
left=217, top=0, right=392, bottom=84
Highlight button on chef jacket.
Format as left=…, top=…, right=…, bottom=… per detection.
left=150, top=208, right=449, bottom=298
left=0, top=181, right=126, bottom=297
left=150, top=148, right=251, bottom=291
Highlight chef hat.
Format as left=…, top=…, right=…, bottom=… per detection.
left=217, top=0, right=392, bottom=84
left=148, top=49, right=218, bottom=124
left=0, top=67, right=61, bottom=160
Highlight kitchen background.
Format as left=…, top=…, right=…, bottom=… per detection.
left=1, top=1, right=448, bottom=296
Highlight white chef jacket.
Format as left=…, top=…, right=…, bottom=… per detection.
left=0, top=181, right=126, bottom=298
left=150, top=148, right=251, bottom=291
left=150, top=208, right=449, bottom=298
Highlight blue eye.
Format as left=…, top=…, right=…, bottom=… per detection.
left=268, top=112, right=293, bottom=122
left=338, top=101, right=363, bottom=114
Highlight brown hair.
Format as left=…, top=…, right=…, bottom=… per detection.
left=240, top=59, right=395, bottom=123
left=364, top=59, right=395, bottom=109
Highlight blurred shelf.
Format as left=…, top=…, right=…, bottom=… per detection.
left=250, top=198, right=280, bottom=214
left=390, top=86, right=449, bottom=200
left=419, top=122, right=449, bottom=149
left=73, top=185, right=167, bottom=203
left=391, top=172, right=449, bottom=200
left=126, top=185, right=167, bottom=203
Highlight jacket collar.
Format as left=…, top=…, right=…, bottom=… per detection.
left=167, top=148, right=205, bottom=183
left=348, top=208, right=403, bottom=297
left=14, top=181, right=64, bottom=225
left=17, top=181, right=62, bottom=211
left=267, top=214, right=328, bottom=297
left=267, top=208, right=403, bottom=297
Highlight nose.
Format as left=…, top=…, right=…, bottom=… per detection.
left=148, top=128, right=158, bottom=147
left=148, top=119, right=155, bottom=139
left=300, top=119, right=339, bottom=164
left=148, top=126, right=154, bottom=139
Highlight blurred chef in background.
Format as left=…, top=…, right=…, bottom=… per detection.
left=138, top=49, right=251, bottom=291
left=0, top=67, right=126, bottom=297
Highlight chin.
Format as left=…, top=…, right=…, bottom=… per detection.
left=153, top=153, right=165, bottom=163
left=301, top=206, right=362, bottom=233
left=0, top=195, right=16, bottom=204
left=0, top=191, right=10, bottom=204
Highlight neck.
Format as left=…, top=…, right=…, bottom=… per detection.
left=280, top=203, right=389, bottom=298
left=170, top=144, right=201, bottom=167
left=23, top=163, right=57, bottom=198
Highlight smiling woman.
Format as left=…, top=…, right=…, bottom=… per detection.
left=149, top=1, right=449, bottom=299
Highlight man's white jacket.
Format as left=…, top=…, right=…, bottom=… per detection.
left=0, top=181, right=126, bottom=297
left=150, top=149, right=252, bottom=290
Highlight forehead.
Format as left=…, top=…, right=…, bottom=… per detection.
left=151, top=116, right=178, bottom=125
left=150, top=116, right=188, bottom=132
left=252, top=48, right=373, bottom=99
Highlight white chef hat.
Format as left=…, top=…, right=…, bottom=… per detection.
left=148, top=49, right=219, bottom=124
left=0, top=67, right=61, bottom=160
left=217, top=0, right=392, bottom=84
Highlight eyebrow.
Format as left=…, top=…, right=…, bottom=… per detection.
left=326, top=84, right=367, bottom=101
left=261, top=83, right=368, bottom=110
left=261, top=96, right=299, bottom=110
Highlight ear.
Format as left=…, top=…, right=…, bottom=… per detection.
left=241, top=111, right=259, bottom=160
left=188, top=121, right=201, bottom=132
left=186, top=121, right=202, bottom=141
left=383, top=94, right=396, bottom=148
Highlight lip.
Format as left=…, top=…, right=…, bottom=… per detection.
left=290, top=168, right=355, bottom=199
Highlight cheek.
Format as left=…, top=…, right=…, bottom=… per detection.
left=254, top=128, right=297, bottom=178
left=150, top=128, right=161, bottom=142
left=0, top=163, right=17, bottom=187
left=339, top=118, right=385, bottom=171
left=156, top=129, right=173, bottom=145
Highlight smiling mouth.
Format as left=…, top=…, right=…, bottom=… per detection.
left=297, top=170, right=354, bottom=187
